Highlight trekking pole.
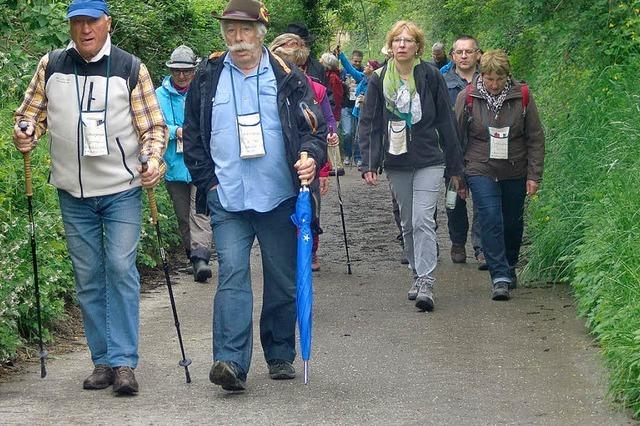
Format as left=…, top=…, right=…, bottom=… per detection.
left=328, top=127, right=352, bottom=275
left=18, top=121, right=47, bottom=378
left=139, top=155, right=192, bottom=383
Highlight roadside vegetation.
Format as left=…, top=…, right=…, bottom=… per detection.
left=2, top=0, right=639, bottom=417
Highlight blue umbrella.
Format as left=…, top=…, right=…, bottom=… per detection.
left=290, top=153, right=314, bottom=384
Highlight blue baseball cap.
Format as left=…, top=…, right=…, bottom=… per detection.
left=67, top=0, right=110, bottom=19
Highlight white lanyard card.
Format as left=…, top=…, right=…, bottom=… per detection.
left=388, top=120, right=408, bottom=155
left=488, top=126, right=510, bottom=159
left=237, top=113, right=266, bottom=159
left=81, top=110, right=108, bottom=157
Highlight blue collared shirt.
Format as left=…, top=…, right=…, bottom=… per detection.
left=210, top=48, right=295, bottom=212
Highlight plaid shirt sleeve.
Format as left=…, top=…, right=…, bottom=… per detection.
left=130, top=63, right=168, bottom=175
left=14, top=54, right=50, bottom=141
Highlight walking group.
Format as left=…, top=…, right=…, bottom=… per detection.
left=12, top=0, right=544, bottom=395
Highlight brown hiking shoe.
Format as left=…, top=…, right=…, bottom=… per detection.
left=83, top=365, right=115, bottom=390
left=112, top=366, right=139, bottom=395
left=450, top=244, right=466, bottom=263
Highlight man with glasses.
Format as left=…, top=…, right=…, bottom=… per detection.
left=442, top=35, right=486, bottom=268
left=156, top=45, right=214, bottom=283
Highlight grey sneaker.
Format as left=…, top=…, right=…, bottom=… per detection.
left=415, top=277, right=435, bottom=311
left=491, top=281, right=510, bottom=301
left=407, top=279, right=420, bottom=300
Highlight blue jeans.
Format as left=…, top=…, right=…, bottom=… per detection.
left=445, top=176, right=483, bottom=255
left=207, top=190, right=297, bottom=375
left=58, top=187, right=142, bottom=368
left=340, top=107, right=361, bottom=162
left=467, top=176, right=526, bottom=283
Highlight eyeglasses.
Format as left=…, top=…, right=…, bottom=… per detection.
left=392, top=37, right=416, bottom=45
left=453, top=49, right=478, bottom=55
left=171, top=69, right=195, bottom=76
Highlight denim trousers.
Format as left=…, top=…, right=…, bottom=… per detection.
left=340, top=107, right=361, bottom=161
left=387, top=166, right=444, bottom=281
left=165, top=181, right=213, bottom=262
left=467, top=176, right=526, bottom=283
left=207, top=191, right=297, bottom=375
left=58, top=187, right=142, bottom=368
left=445, top=176, right=483, bottom=255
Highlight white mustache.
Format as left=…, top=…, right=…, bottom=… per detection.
left=228, top=42, right=258, bottom=52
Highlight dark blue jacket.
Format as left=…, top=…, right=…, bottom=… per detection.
left=183, top=50, right=327, bottom=214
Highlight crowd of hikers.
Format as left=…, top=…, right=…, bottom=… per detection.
left=11, top=0, right=544, bottom=395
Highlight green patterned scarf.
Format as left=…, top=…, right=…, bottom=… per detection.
left=383, top=58, right=419, bottom=127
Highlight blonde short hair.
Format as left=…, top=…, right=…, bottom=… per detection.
left=480, top=49, right=511, bottom=76
left=385, top=20, right=425, bottom=57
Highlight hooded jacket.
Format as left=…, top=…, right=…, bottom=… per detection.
left=358, top=60, right=464, bottom=177
left=156, top=75, right=191, bottom=182
left=183, top=50, right=327, bottom=214
left=454, top=78, right=545, bottom=182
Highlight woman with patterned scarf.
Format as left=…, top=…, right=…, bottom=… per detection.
left=454, top=49, right=545, bottom=301
left=358, top=20, right=465, bottom=312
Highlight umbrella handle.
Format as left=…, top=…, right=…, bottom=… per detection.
left=300, top=151, right=308, bottom=187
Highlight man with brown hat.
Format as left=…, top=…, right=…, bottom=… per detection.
left=183, top=0, right=326, bottom=392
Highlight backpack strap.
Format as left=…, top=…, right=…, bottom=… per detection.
left=128, top=54, right=141, bottom=92
left=44, top=48, right=66, bottom=84
left=520, top=81, right=529, bottom=116
left=465, top=83, right=474, bottom=114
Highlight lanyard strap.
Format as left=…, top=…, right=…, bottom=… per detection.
left=229, top=64, right=261, bottom=118
left=74, top=54, right=111, bottom=118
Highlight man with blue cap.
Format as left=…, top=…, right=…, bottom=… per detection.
left=13, top=0, right=167, bottom=395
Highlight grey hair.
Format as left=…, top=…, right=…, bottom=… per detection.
left=319, top=52, right=339, bottom=70
left=220, top=21, right=268, bottom=42
left=432, top=42, right=445, bottom=52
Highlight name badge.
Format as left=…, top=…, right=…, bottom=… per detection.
left=237, top=112, right=266, bottom=159
left=489, top=126, right=509, bottom=159
left=81, top=110, right=108, bottom=157
left=388, top=120, right=408, bottom=155
left=176, top=138, right=184, bottom=154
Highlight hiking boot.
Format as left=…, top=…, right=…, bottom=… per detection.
left=328, top=168, right=345, bottom=176
left=476, top=252, right=488, bottom=271
left=451, top=244, right=466, bottom=263
left=491, top=281, right=510, bottom=301
left=193, top=259, right=212, bottom=283
left=112, top=366, right=138, bottom=395
left=400, top=254, right=409, bottom=265
left=267, top=359, right=296, bottom=380
left=83, top=365, right=114, bottom=390
left=209, top=361, right=246, bottom=392
left=414, top=277, right=435, bottom=311
left=312, top=252, right=320, bottom=272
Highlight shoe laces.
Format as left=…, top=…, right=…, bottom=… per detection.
left=416, top=276, right=434, bottom=291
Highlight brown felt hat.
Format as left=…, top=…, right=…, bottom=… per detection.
left=211, top=0, right=269, bottom=25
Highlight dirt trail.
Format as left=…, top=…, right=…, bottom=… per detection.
left=0, top=167, right=632, bottom=425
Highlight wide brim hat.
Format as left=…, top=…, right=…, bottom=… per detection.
left=284, top=22, right=316, bottom=44
left=211, top=0, right=269, bottom=25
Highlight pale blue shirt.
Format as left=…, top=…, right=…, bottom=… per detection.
left=210, top=48, right=295, bottom=212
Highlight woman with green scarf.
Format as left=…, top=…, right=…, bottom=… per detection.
left=358, top=20, right=465, bottom=312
